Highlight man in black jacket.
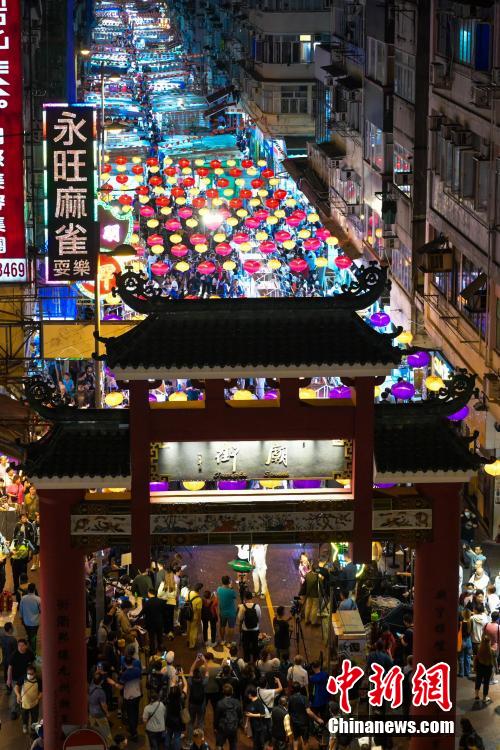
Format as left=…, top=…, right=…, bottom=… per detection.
left=214, top=683, right=242, bottom=750
left=141, top=588, right=166, bottom=656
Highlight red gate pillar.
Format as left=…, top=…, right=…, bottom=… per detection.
left=352, top=377, right=375, bottom=563
left=39, top=490, right=87, bottom=749
left=410, top=483, right=461, bottom=750
left=129, top=380, right=151, bottom=570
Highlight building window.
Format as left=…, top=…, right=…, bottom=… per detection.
left=436, top=12, right=492, bottom=71
left=458, top=20, right=473, bottom=65
left=280, top=85, right=308, bottom=114
left=393, top=142, right=413, bottom=197
left=366, top=37, right=387, bottom=85
left=260, top=88, right=274, bottom=113
left=394, top=50, right=415, bottom=103
left=391, top=241, right=412, bottom=293
left=365, top=121, right=384, bottom=172
left=364, top=205, right=384, bottom=255
left=457, top=256, right=487, bottom=336
left=260, top=34, right=326, bottom=64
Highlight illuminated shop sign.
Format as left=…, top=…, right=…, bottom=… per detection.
left=98, top=202, right=133, bottom=252
left=43, top=104, right=98, bottom=282
left=0, top=0, right=27, bottom=283
left=151, top=440, right=348, bottom=482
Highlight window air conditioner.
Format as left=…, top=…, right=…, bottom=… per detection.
left=451, top=130, right=473, bottom=146
left=471, top=85, right=491, bottom=108
left=393, top=171, right=414, bottom=187
left=340, top=168, right=353, bottom=182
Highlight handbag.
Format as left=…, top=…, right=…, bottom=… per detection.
left=457, top=625, right=463, bottom=653
left=180, top=705, right=191, bottom=725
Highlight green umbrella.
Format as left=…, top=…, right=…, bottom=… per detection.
left=227, top=558, right=254, bottom=572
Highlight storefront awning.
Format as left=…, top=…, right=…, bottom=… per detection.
left=284, top=136, right=308, bottom=156
left=206, top=85, right=234, bottom=104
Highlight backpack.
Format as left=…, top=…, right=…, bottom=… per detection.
left=243, top=603, right=258, bottom=629
left=189, top=678, right=205, bottom=706
left=181, top=594, right=200, bottom=623
left=220, top=700, right=240, bottom=733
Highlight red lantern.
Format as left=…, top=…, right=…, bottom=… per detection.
left=116, top=174, right=128, bottom=184
left=251, top=178, right=264, bottom=189
left=217, top=177, right=229, bottom=188
left=151, top=261, right=170, bottom=275
left=206, top=188, right=219, bottom=199
left=229, top=198, right=243, bottom=209
left=182, top=176, right=195, bottom=187
left=136, top=185, right=149, bottom=196
left=229, top=167, right=242, bottom=177
left=178, top=158, right=190, bottom=168
left=189, top=233, right=208, bottom=245
left=118, top=194, right=133, bottom=205
left=334, top=255, right=352, bottom=270
left=274, top=189, right=287, bottom=201
left=261, top=168, right=274, bottom=179
left=232, top=231, right=250, bottom=245
left=209, top=159, right=222, bottom=169
left=164, top=166, right=177, bottom=176
left=275, top=230, right=291, bottom=243
left=171, top=186, right=185, bottom=197
left=196, top=167, right=210, bottom=177
left=215, top=242, right=232, bottom=256
left=99, top=183, right=113, bottom=193
left=102, top=163, right=112, bottom=173
left=146, top=157, right=159, bottom=167
left=241, top=159, right=253, bottom=169
left=149, top=175, right=163, bottom=187
left=304, top=237, right=321, bottom=252
left=289, top=258, right=308, bottom=274
left=156, top=195, right=170, bottom=207
left=265, top=198, right=279, bottom=210
left=171, top=244, right=188, bottom=258
left=197, top=260, right=216, bottom=275
left=115, top=155, right=127, bottom=166
left=192, top=196, right=206, bottom=209
left=259, top=240, right=276, bottom=254
left=243, top=259, right=261, bottom=275
left=132, top=164, right=144, bottom=175
left=239, top=189, right=252, bottom=200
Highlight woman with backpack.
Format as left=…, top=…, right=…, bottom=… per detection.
left=186, top=659, right=208, bottom=745
left=201, top=589, right=218, bottom=647
left=237, top=590, right=261, bottom=663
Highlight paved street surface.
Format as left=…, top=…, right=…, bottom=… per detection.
left=0, top=542, right=498, bottom=749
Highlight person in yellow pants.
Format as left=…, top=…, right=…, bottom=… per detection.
left=188, top=583, right=203, bottom=649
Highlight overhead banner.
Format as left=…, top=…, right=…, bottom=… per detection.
left=0, top=0, right=27, bottom=283
left=151, top=440, right=347, bottom=481
left=43, top=104, right=98, bottom=282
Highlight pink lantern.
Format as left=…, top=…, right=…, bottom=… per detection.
left=147, top=234, right=164, bottom=246
left=334, top=255, right=352, bottom=270
left=165, top=218, right=182, bottom=231
left=170, top=244, right=188, bottom=258
left=189, top=233, right=208, bottom=245
left=243, top=259, right=261, bottom=275
left=151, top=261, right=170, bottom=275
left=140, top=206, right=155, bottom=217
left=294, top=209, right=307, bottom=221
left=275, top=230, right=291, bottom=243
left=289, top=258, right=308, bottom=274
left=304, top=237, right=321, bottom=252
left=286, top=215, right=301, bottom=227
left=254, top=209, right=269, bottom=222
left=197, top=260, right=216, bottom=275
left=260, top=240, right=276, bottom=254
left=233, top=231, right=250, bottom=245
left=215, top=242, right=232, bottom=256
left=178, top=207, right=193, bottom=219
left=315, top=227, right=330, bottom=241
left=245, top=217, right=260, bottom=229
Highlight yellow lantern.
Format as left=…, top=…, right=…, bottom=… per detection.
left=130, top=233, right=140, bottom=244
left=249, top=198, right=260, bottom=207
left=299, top=387, right=317, bottom=399
left=199, top=177, right=210, bottom=187
left=298, top=229, right=311, bottom=239
left=326, top=235, right=338, bottom=245
left=397, top=330, right=414, bottom=345
left=260, top=479, right=282, bottom=489
left=367, top=236, right=375, bottom=245
left=233, top=389, right=253, bottom=400
left=139, top=195, right=150, bottom=204
left=164, top=157, right=173, bottom=166
left=149, top=165, right=160, bottom=174
left=237, top=208, right=248, bottom=218
left=214, top=167, right=224, bottom=175
left=160, top=206, right=172, bottom=215
left=189, top=187, right=200, bottom=196
left=268, top=259, right=281, bottom=270
left=269, top=178, right=279, bottom=186
left=307, top=213, right=320, bottom=223
left=316, top=256, right=327, bottom=267
left=105, top=391, right=124, bottom=408
left=285, top=198, right=296, bottom=208
left=266, top=215, right=278, bottom=225
left=223, top=260, right=236, bottom=271
left=167, top=176, right=177, bottom=185
left=154, top=186, right=165, bottom=196
left=194, top=243, right=208, bottom=254
left=182, top=166, right=192, bottom=174
left=255, top=231, right=268, bottom=241
left=227, top=217, right=238, bottom=227
left=194, top=158, right=205, bottom=166
left=103, top=154, right=110, bottom=163
left=198, top=206, right=209, bottom=216
left=182, top=481, right=206, bottom=491
left=374, top=385, right=382, bottom=398
left=257, top=159, right=267, bottom=167
left=151, top=244, right=164, bottom=255
left=214, top=232, right=226, bottom=243
left=186, top=218, right=199, bottom=228
left=257, top=189, right=268, bottom=198
left=147, top=218, right=159, bottom=228
left=132, top=156, right=142, bottom=164
left=175, top=196, right=187, bottom=205
left=375, top=227, right=383, bottom=238
left=425, top=375, right=444, bottom=392
left=247, top=167, right=258, bottom=176
left=235, top=178, right=245, bottom=187
left=223, top=189, right=234, bottom=197
left=226, top=159, right=236, bottom=167
left=240, top=242, right=252, bottom=253
left=121, top=205, right=132, bottom=213
left=169, top=233, right=183, bottom=244
left=169, top=391, right=188, bottom=402
left=274, top=209, right=285, bottom=219
left=283, top=240, right=296, bottom=250
left=484, top=459, right=500, bottom=477
left=175, top=261, right=190, bottom=272
left=212, top=198, right=223, bottom=207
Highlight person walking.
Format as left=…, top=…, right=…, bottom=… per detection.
left=88, top=673, right=113, bottom=746
left=19, top=583, right=41, bottom=654
left=164, top=680, right=187, bottom=750
left=237, top=589, right=261, bottom=663
left=214, top=683, right=243, bottom=750
left=14, top=663, right=42, bottom=734
left=458, top=609, right=473, bottom=678
left=302, top=567, right=320, bottom=626
left=245, top=685, right=271, bottom=750
left=118, top=646, right=142, bottom=742
left=473, top=634, right=496, bottom=706
left=186, top=662, right=208, bottom=745
left=143, top=692, right=167, bottom=750
left=158, top=566, right=178, bottom=639
left=142, top=588, right=167, bottom=656
left=273, top=606, right=292, bottom=660
left=217, top=575, right=238, bottom=646
left=6, top=639, right=35, bottom=719
left=201, top=589, right=218, bottom=646
left=187, top=583, right=204, bottom=650
left=271, top=695, right=293, bottom=750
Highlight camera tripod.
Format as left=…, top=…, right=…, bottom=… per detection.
left=293, top=612, right=309, bottom=664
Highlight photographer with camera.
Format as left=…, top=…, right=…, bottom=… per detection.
left=273, top=606, right=292, bottom=661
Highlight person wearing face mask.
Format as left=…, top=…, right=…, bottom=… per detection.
left=14, top=663, right=42, bottom=734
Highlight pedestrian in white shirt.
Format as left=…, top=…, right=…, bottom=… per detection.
left=469, top=564, right=490, bottom=592
left=287, top=655, right=309, bottom=692
left=486, top=584, right=500, bottom=614
left=471, top=605, right=490, bottom=653
left=251, top=544, right=268, bottom=598
left=143, top=693, right=167, bottom=749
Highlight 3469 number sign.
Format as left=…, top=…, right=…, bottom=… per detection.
left=0, top=260, right=27, bottom=282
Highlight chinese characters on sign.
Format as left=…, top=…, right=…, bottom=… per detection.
left=44, top=105, right=98, bottom=282
left=0, top=0, right=27, bottom=283
left=327, top=660, right=451, bottom=714
left=153, top=440, right=347, bottom=482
